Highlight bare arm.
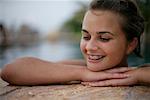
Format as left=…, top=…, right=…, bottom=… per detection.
left=57, top=59, right=86, bottom=66
left=1, top=57, right=127, bottom=86
left=1, top=57, right=85, bottom=85
left=82, top=64, right=150, bottom=86
left=137, top=64, right=150, bottom=85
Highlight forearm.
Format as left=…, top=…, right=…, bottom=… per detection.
left=138, top=67, right=150, bottom=85
left=58, top=59, right=86, bottom=66
left=1, top=57, right=86, bottom=85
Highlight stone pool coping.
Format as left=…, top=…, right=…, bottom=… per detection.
left=0, top=69, right=150, bottom=100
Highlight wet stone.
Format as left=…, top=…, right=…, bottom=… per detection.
left=0, top=72, right=150, bottom=100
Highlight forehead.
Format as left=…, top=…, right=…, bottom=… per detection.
left=82, top=10, right=124, bottom=34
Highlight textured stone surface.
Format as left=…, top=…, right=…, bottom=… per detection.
left=0, top=71, right=150, bottom=100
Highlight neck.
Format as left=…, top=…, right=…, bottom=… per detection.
left=116, top=57, right=128, bottom=67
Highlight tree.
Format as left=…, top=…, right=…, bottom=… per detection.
left=137, top=0, right=150, bottom=62
left=60, top=2, right=87, bottom=34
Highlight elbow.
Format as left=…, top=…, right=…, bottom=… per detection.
left=1, top=57, right=30, bottom=85
left=1, top=57, right=40, bottom=85
left=1, top=63, right=18, bottom=85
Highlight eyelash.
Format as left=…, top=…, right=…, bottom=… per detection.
left=99, top=37, right=111, bottom=42
left=82, top=36, right=90, bottom=40
left=82, top=36, right=111, bottom=42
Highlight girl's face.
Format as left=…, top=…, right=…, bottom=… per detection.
left=80, top=10, right=135, bottom=71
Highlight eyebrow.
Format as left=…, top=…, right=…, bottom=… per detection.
left=82, top=29, right=115, bottom=36
left=81, top=29, right=89, bottom=34
left=97, top=31, right=115, bottom=36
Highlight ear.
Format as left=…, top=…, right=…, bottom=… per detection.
left=126, top=37, right=138, bottom=55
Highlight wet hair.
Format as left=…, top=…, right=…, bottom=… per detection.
left=89, top=0, right=145, bottom=57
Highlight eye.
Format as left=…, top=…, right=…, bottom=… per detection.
left=99, top=37, right=112, bottom=42
left=81, top=33, right=91, bottom=41
left=82, top=36, right=91, bottom=41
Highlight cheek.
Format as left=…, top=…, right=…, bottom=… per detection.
left=104, top=40, right=127, bottom=58
left=80, top=40, right=86, bottom=54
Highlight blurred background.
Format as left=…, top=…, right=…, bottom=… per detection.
left=0, top=0, right=149, bottom=68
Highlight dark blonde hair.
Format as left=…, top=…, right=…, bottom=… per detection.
left=89, top=0, right=145, bottom=57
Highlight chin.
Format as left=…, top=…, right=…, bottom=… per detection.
left=87, top=62, right=116, bottom=71
left=87, top=64, right=106, bottom=72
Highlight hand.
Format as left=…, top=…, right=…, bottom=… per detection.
left=81, top=67, right=130, bottom=82
left=81, top=67, right=139, bottom=86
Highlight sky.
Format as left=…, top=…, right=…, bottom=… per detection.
left=0, top=0, right=90, bottom=36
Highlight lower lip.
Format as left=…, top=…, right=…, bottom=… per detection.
left=87, top=57, right=105, bottom=63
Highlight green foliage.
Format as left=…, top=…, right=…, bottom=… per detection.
left=137, top=0, right=150, bottom=32
left=61, top=1, right=150, bottom=33
left=60, top=2, right=87, bottom=34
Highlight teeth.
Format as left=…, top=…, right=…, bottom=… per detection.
left=89, top=55, right=104, bottom=60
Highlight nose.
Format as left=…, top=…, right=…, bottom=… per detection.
left=86, top=39, right=99, bottom=51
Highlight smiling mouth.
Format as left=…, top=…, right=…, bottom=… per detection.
left=88, top=55, right=105, bottom=61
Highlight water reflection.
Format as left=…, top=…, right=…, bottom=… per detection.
left=0, top=41, right=82, bottom=68
left=0, top=41, right=149, bottom=68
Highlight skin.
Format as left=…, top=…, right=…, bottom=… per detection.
left=0, top=10, right=150, bottom=86
left=82, top=66, right=150, bottom=86
left=0, top=57, right=128, bottom=85
left=80, top=10, right=150, bottom=86
left=80, top=10, right=137, bottom=71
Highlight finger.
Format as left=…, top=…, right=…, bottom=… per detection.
left=104, top=67, right=135, bottom=73
left=105, top=67, right=131, bottom=73
left=88, top=78, right=131, bottom=87
left=101, top=73, right=129, bottom=80
left=81, top=82, right=90, bottom=85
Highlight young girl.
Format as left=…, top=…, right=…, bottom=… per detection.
left=1, top=0, right=150, bottom=86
